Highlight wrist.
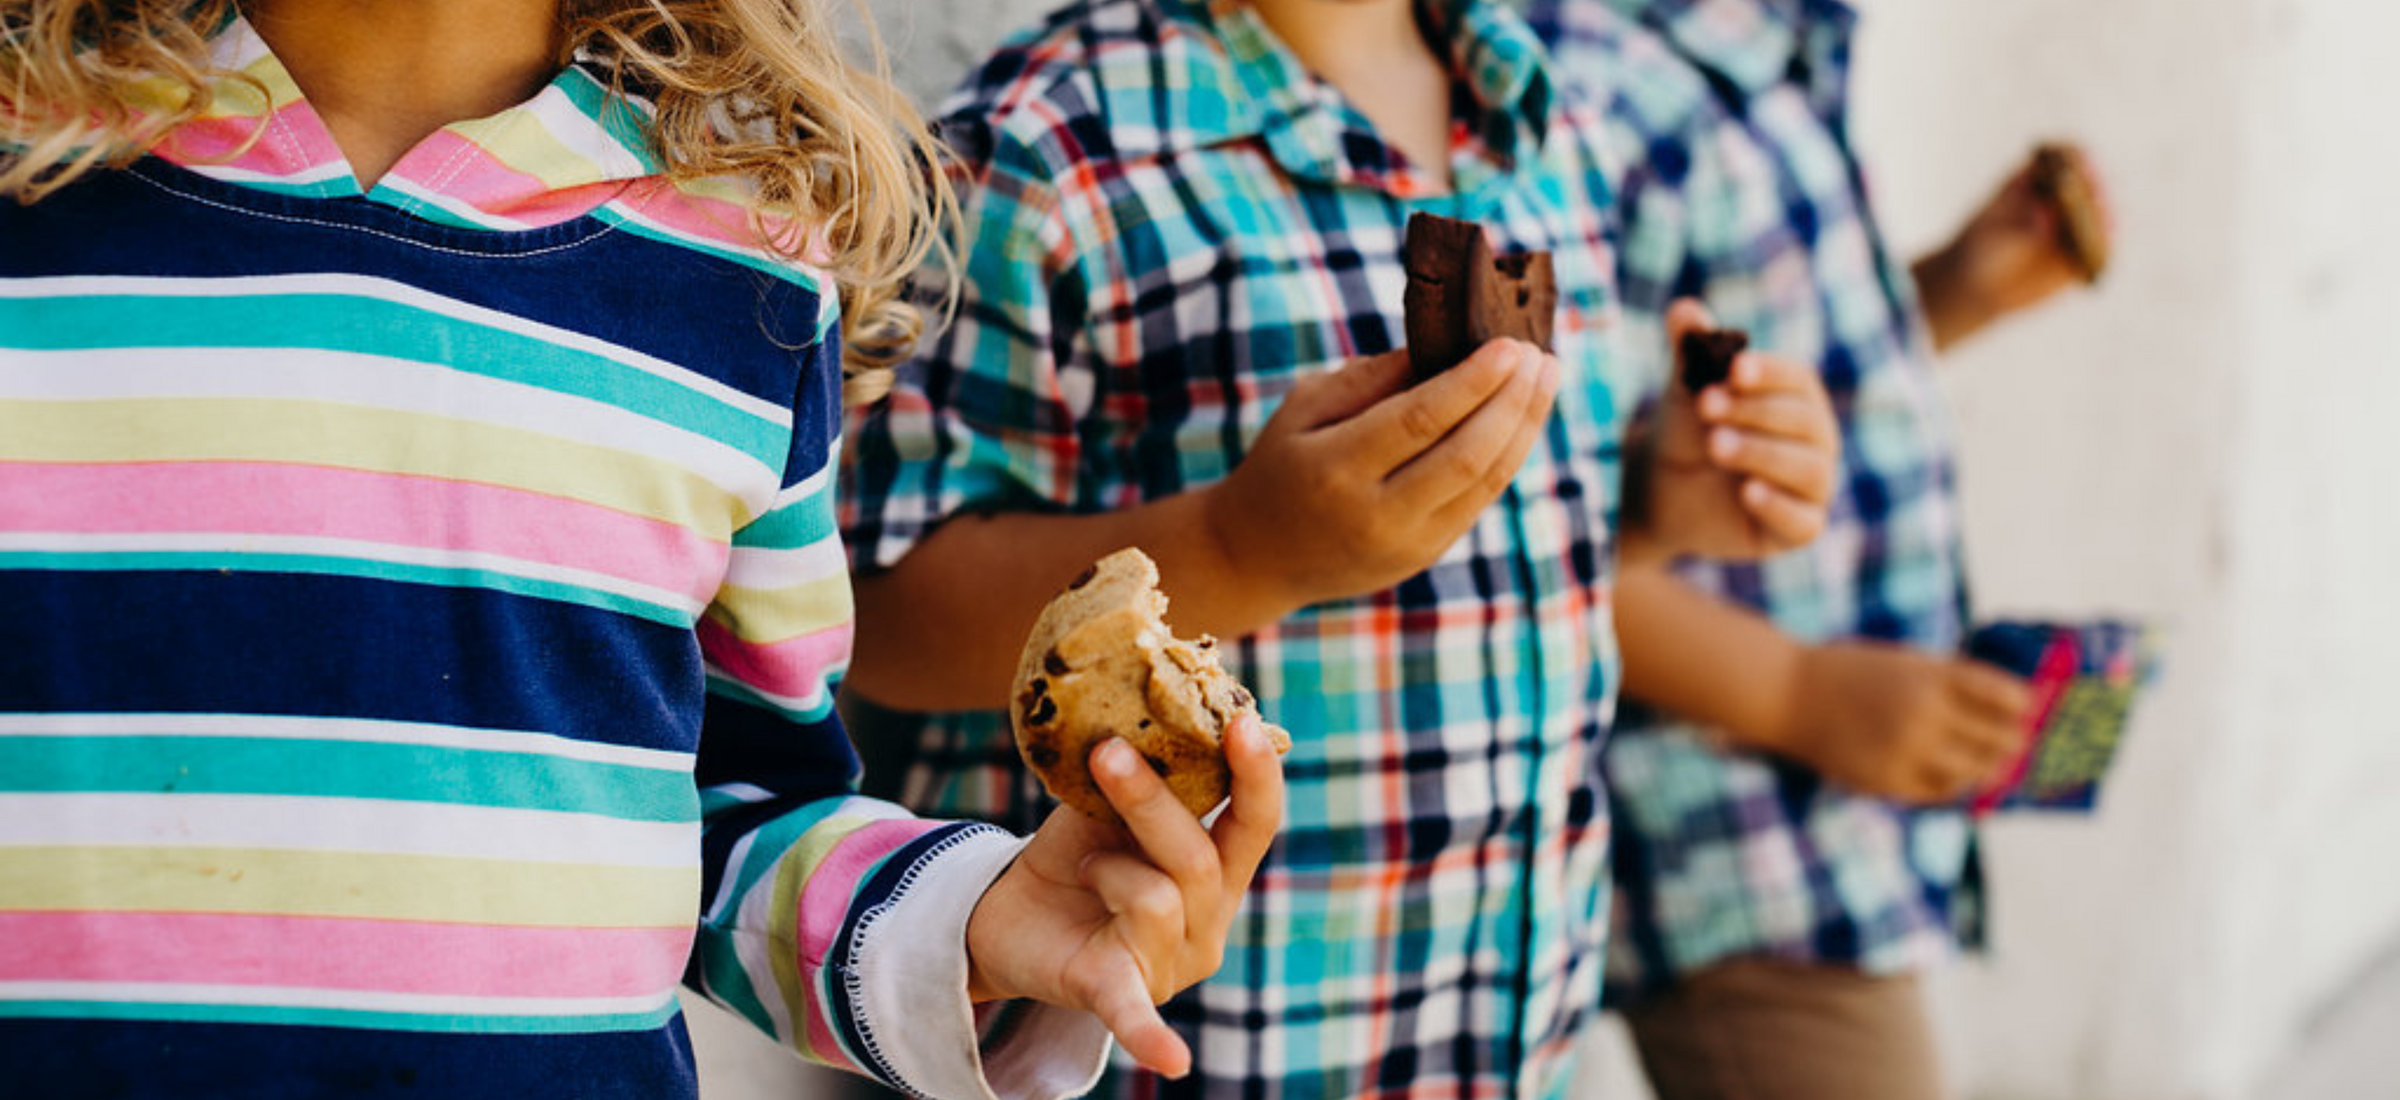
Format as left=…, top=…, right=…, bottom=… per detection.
left=1746, top=635, right=1819, bottom=757
left=1187, top=481, right=1306, bottom=628
left=1911, top=241, right=1996, bottom=352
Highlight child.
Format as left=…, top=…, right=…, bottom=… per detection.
left=1525, top=2, right=2113, bottom=1097
left=0, top=2, right=1283, bottom=1097
left=840, top=0, right=1841, bottom=1095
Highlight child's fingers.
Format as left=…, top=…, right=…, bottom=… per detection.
left=1712, top=430, right=1837, bottom=504
left=1089, top=739, right=1224, bottom=916
left=1347, top=339, right=1533, bottom=475
left=1070, top=952, right=1192, bottom=1079
left=1948, top=661, right=2036, bottom=725
left=1275, top=349, right=1414, bottom=432
left=1080, top=851, right=1185, bottom=971
left=1390, top=350, right=1558, bottom=512
left=1738, top=479, right=1827, bottom=549
left=1212, top=715, right=1286, bottom=895
left=1697, top=386, right=1836, bottom=446
left=1727, top=351, right=1826, bottom=397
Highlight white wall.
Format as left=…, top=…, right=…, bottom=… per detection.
left=690, top=2, right=2400, bottom=1097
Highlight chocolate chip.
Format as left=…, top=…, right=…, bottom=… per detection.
left=1025, top=694, right=1058, bottom=727
left=1044, top=648, right=1068, bottom=676
left=1067, top=564, right=1098, bottom=590
left=1138, top=718, right=1153, bottom=729
left=1144, top=754, right=1171, bottom=777
left=1026, top=744, right=1060, bottom=769
left=1232, top=685, right=1254, bottom=708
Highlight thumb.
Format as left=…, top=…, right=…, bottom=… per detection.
left=1077, top=952, right=1192, bottom=1078
left=1665, top=298, right=1717, bottom=348
left=1274, top=348, right=1412, bottom=431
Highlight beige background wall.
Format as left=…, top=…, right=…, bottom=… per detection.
left=687, top=1, right=2400, bottom=1097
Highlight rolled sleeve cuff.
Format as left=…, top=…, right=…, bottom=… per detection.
left=840, top=828, right=1112, bottom=1100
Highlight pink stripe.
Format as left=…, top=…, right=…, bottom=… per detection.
left=698, top=618, right=853, bottom=699
left=0, top=461, right=726, bottom=605
left=793, top=818, right=945, bottom=1061
left=0, top=911, right=691, bottom=999
left=387, top=131, right=625, bottom=227
left=153, top=104, right=344, bottom=179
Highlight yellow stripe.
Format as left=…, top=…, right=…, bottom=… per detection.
left=704, top=573, right=853, bottom=645
left=772, top=815, right=879, bottom=1062
left=0, top=399, right=750, bottom=538
left=0, top=846, right=697, bottom=928
left=462, top=109, right=609, bottom=192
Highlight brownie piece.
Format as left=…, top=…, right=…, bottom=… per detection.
left=2032, top=143, right=2108, bottom=283
left=1403, top=212, right=1557, bottom=384
left=1678, top=327, right=1748, bottom=393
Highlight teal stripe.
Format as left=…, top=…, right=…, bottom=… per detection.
left=0, top=735, right=697, bottom=822
left=705, top=672, right=837, bottom=726
left=0, top=550, right=693, bottom=628
left=555, top=67, right=664, bottom=174
left=734, top=481, right=836, bottom=548
left=0, top=999, right=681, bottom=1036
left=0, top=294, right=785, bottom=466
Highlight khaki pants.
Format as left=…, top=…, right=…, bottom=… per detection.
left=1621, top=960, right=1949, bottom=1100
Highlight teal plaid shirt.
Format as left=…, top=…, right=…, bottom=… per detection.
left=843, top=1, right=1629, bottom=1095
left=1529, top=0, right=1977, bottom=1001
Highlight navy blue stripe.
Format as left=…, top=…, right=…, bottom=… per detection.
left=0, top=161, right=824, bottom=413
left=0, top=570, right=704, bottom=754
left=0, top=1017, right=699, bottom=1100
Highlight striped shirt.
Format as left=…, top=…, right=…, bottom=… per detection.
left=0, top=19, right=1104, bottom=1100
left=1527, top=0, right=1976, bottom=1000
left=842, top=1, right=1625, bottom=1096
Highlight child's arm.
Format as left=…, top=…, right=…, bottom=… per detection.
left=690, top=356, right=1283, bottom=1095
left=1615, top=563, right=2036, bottom=803
left=850, top=340, right=1559, bottom=713
left=1619, top=300, right=1842, bottom=568
left=1911, top=143, right=2114, bottom=352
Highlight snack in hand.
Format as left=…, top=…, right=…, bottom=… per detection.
left=1402, top=211, right=1557, bottom=384
left=1011, top=548, right=1292, bottom=825
left=1966, top=619, right=2158, bottom=814
left=1678, top=326, right=1749, bottom=393
left=2031, top=143, right=2109, bottom=283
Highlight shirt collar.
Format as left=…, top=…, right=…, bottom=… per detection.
left=1610, top=0, right=1857, bottom=102
left=146, top=15, right=663, bottom=227
left=1094, top=0, right=1557, bottom=189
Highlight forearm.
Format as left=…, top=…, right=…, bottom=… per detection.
left=850, top=489, right=1299, bottom=712
left=1614, top=564, right=1805, bottom=752
left=1910, top=243, right=1995, bottom=354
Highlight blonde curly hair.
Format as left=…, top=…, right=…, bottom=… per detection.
left=0, top=0, right=953, bottom=405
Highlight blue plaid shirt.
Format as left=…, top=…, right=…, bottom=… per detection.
left=1526, top=0, right=1978, bottom=1002
left=843, top=1, right=1631, bottom=1095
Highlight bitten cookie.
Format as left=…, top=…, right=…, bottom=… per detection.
left=2032, top=143, right=2108, bottom=283
left=1678, top=326, right=1748, bottom=393
left=1403, top=212, right=1558, bottom=384
left=1011, top=548, right=1291, bottom=825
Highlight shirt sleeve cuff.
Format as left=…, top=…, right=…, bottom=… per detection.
left=840, top=828, right=1112, bottom=1100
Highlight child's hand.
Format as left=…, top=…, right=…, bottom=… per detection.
left=964, top=716, right=1285, bottom=1077
left=1775, top=641, right=2034, bottom=803
left=1630, top=300, right=1839, bottom=562
left=1917, top=143, right=2115, bottom=347
left=1201, top=341, right=1560, bottom=611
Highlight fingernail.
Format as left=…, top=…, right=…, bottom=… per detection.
left=1710, top=428, right=1741, bottom=461
left=1698, top=388, right=1730, bottom=418
left=1097, top=738, right=1137, bottom=778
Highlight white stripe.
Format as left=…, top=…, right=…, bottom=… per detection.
left=0, top=531, right=706, bottom=619
left=5, top=346, right=778, bottom=516
left=180, top=161, right=354, bottom=188
left=722, top=535, right=847, bottom=592
left=523, top=80, right=654, bottom=181
left=0, top=273, right=792, bottom=427
left=0, top=793, right=697, bottom=867
left=0, top=981, right=677, bottom=1019
left=0, top=713, right=692, bottom=772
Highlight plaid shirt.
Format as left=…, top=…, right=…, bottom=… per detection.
left=842, top=1, right=1629, bottom=1095
left=1526, top=0, right=1977, bottom=1002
